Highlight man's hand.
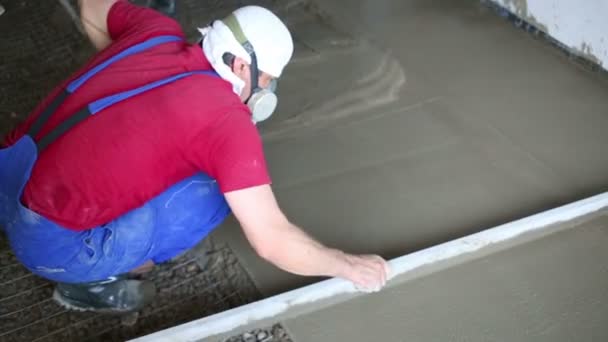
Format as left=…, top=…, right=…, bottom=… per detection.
left=338, top=253, right=391, bottom=292
left=225, top=184, right=391, bottom=292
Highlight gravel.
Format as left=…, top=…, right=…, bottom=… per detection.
left=224, top=324, right=295, bottom=342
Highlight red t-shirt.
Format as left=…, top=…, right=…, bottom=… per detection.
left=3, top=1, right=271, bottom=230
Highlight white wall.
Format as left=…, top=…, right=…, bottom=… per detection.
left=489, top=0, right=608, bottom=70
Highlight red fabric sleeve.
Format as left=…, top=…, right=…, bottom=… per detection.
left=201, top=113, right=272, bottom=193
left=107, top=0, right=184, bottom=41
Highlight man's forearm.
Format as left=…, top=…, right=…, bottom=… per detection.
left=78, top=0, right=115, bottom=50
left=259, top=222, right=352, bottom=279
left=225, top=184, right=388, bottom=288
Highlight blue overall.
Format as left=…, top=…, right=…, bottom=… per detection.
left=0, top=36, right=231, bottom=284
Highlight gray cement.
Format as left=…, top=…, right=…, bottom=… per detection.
left=212, top=0, right=608, bottom=297
left=280, top=212, right=608, bottom=342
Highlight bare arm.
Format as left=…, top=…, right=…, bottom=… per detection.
left=225, top=185, right=390, bottom=290
left=77, top=0, right=118, bottom=50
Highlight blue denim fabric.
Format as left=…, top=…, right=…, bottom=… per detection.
left=1, top=136, right=230, bottom=283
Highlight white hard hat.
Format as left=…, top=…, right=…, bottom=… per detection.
left=199, top=6, right=294, bottom=95
left=231, top=6, right=294, bottom=78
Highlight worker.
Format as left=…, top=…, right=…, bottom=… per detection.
left=0, top=0, right=390, bottom=314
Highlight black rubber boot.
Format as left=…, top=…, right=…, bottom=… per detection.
left=52, top=275, right=156, bottom=314
left=146, top=0, right=176, bottom=18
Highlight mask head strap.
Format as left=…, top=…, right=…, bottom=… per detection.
left=223, top=14, right=261, bottom=99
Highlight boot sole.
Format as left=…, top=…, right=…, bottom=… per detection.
left=52, top=289, right=140, bottom=314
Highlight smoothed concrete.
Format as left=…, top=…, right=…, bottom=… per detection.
left=133, top=195, right=608, bottom=342
left=214, top=0, right=608, bottom=297
left=284, top=213, right=608, bottom=342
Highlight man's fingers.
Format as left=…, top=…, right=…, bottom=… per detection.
left=375, top=259, right=386, bottom=286
left=344, top=253, right=391, bottom=292
left=365, top=256, right=388, bottom=287
left=366, top=255, right=388, bottom=285
left=376, top=257, right=388, bottom=285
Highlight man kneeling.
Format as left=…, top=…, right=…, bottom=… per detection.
left=0, top=0, right=389, bottom=313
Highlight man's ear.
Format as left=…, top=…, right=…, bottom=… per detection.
left=231, top=56, right=249, bottom=77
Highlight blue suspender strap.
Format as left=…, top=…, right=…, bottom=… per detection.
left=35, top=70, right=219, bottom=152
left=26, top=35, right=194, bottom=151
left=27, top=90, right=70, bottom=140
left=67, top=35, right=183, bottom=93
left=29, top=35, right=182, bottom=140
left=36, top=106, right=92, bottom=152
left=89, top=71, right=218, bottom=114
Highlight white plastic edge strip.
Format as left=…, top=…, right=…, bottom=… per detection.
left=131, top=191, right=608, bottom=342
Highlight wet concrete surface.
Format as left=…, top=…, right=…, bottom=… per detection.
left=280, top=211, right=608, bottom=342
left=213, top=0, right=608, bottom=297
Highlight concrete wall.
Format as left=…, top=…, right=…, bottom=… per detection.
left=489, top=0, right=608, bottom=70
